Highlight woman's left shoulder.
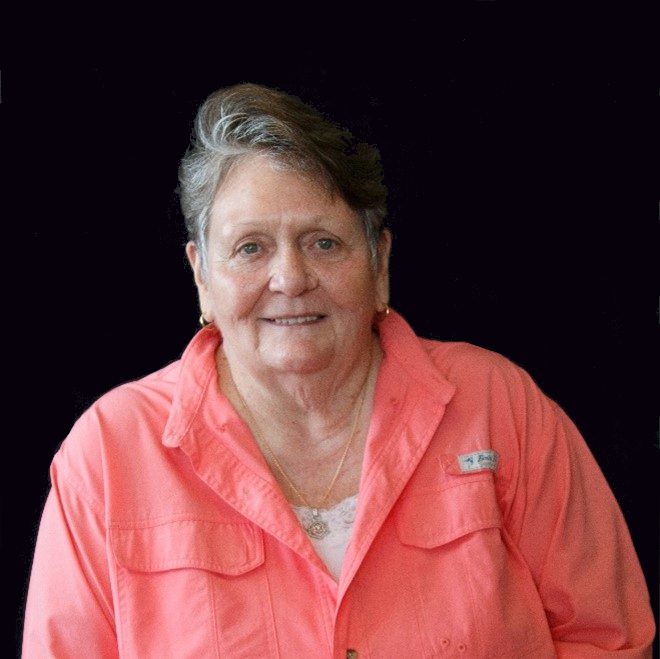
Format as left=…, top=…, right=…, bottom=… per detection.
left=420, top=338, right=534, bottom=395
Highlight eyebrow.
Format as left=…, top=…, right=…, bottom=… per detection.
left=216, top=215, right=341, bottom=236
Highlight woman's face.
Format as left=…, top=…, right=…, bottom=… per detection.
left=187, top=155, right=390, bottom=376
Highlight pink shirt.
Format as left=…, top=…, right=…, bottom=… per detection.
left=23, top=312, right=655, bottom=657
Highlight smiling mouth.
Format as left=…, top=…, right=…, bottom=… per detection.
left=265, top=315, right=325, bottom=326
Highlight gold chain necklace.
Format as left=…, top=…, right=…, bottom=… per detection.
left=233, top=352, right=372, bottom=540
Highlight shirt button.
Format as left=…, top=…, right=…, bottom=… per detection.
left=346, top=650, right=358, bottom=658
left=457, top=642, right=467, bottom=652
left=440, top=637, right=450, bottom=649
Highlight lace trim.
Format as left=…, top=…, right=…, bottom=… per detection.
left=292, top=494, right=358, bottom=580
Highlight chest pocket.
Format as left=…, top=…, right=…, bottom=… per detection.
left=111, top=519, right=274, bottom=658
left=395, top=476, right=502, bottom=548
left=393, top=477, right=552, bottom=657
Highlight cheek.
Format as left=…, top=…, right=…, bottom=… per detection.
left=329, top=266, right=378, bottom=310
left=209, top=271, right=264, bottom=319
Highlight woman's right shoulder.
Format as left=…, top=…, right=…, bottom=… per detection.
left=96, top=358, right=182, bottom=417
left=85, top=358, right=182, bottom=430
left=52, top=359, right=183, bottom=499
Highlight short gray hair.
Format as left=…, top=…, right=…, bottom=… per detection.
left=178, top=83, right=387, bottom=278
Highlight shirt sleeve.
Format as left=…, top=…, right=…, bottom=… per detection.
left=502, top=370, right=655, bottom=657
left=22, top=455, right=119, bottom=658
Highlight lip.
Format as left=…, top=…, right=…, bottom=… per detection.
left=262, top=314, right=326, bottom=326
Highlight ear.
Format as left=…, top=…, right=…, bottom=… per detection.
left=185, top=241, right=211, bottom=320
left=375, top=229, right=392, bottom=309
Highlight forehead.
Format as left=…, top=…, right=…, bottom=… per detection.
left=209, top=155, right=360, bottom=237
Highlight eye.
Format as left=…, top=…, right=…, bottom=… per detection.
left=315, top=238, right=336, bottom=251
left=237, top=242, right=260, bottom=256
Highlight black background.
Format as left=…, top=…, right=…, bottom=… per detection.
left=3, top=6, right=657, bottom=656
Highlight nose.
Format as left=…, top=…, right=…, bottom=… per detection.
left=268, top=246, right=317, bottom=296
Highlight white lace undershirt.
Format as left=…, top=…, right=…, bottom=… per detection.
left=292, top=494, right=358, bottom=580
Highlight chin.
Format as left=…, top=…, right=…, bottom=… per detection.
left=262, top=347, right=333, bottom=375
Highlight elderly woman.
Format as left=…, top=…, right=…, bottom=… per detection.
left=23, top=83, right=654, bottom=657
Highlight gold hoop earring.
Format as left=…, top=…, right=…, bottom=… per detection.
left=374, top=304, right=391, bottom=325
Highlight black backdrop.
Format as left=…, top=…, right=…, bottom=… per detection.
left=4, top=6, right=657, bottom=656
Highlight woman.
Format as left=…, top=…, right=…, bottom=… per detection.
left=23, top=83, right=654, bottom=657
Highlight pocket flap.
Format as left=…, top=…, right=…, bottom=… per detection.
left=110, top=519, right=263, bottom=575
left=396, top=478, right=502, bottom=548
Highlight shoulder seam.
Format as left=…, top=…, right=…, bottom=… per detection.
left=53, top=456, right=106, bottom=518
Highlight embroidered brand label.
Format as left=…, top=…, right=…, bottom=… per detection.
left=457, top=450, right=499, bottom=473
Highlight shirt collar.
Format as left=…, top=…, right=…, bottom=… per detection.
left=161, top=323, right=221, bottom=448
left=161, top=310, right=456, bottom=449
left=378, top=310, right=456, bottom=406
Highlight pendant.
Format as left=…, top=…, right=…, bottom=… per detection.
left=305, top=508, right=330, bottom=539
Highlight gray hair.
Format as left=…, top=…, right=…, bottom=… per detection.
left=178, top=83, right=387, bottom=278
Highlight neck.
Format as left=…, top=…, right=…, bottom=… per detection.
left=218, top=335, right=381, bottom=451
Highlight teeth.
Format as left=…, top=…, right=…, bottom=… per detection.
left=271, top=315, right=321, bottom=326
